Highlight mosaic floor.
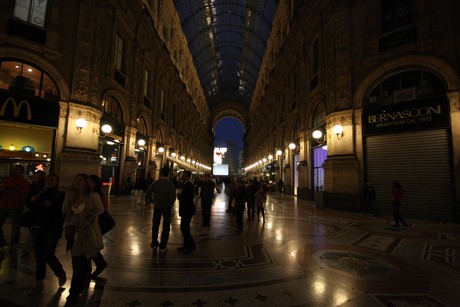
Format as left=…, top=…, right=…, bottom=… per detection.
left=0, top=190, right=459, bottom=306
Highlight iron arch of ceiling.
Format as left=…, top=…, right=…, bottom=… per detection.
left=207, top=92, right=253, bottom=106
left=187, top=23, right=268, bottom=50
left=210, top=99, right=249, bottom=132
left=174, top=0, right=278, bottom=108
left=197, top=63, right=259, bottom=97
left=205, top=82, right=252, bottom=99
left=199, top=59, right=259, bottom=82
left=194, top=39, right=264, bottom=64
left=179, top=2, right=275, bottom=30
left=207, top=84, right=252, bottom=100
left=200, top=67, right=258, bottom=91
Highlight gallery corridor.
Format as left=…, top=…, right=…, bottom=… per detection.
left=0, top=190, right=459, bottom=306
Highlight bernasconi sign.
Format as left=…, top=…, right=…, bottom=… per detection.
left=362, top=96, right=450, bottom=136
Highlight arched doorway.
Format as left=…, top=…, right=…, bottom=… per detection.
left=214, top=117, right=244, bottom=176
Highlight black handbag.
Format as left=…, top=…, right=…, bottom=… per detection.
left=19, top=210, right=34, bottom=228
left=98, top=211, right=116, bottom=234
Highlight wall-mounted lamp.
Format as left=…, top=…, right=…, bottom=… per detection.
left=312, top=124, right=344, bottom=144
left=180, top=155, right=185, bottom=161
left=268, top=154, right=273, bottom=160
left=262, top=157, right=267, bottom=163
left=137, top=139, right=146, bottom=146
left=101, top=124, right=112, bottom=134
left=332, top=124, right=344, bottom=140
left=276, top=149, right=283, bottom=156
left=170, top=152, right=177, bottom=158
left=288, top=143, right=296, bottom=150
left=76, top=118, right=87, bottom=134
left=158, top=146, right=165, bottom=153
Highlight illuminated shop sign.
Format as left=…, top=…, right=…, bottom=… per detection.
left=362, top=96, right=450, bottom=135
left=0, top=92, right=59, bottom=127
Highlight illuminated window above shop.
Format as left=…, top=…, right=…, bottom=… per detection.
left=365, top=70, right=447, bottom=108
left=0, top=60, right=59, bottom=101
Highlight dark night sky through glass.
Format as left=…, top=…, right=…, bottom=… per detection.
left=214, top=117, right=244, bottom=156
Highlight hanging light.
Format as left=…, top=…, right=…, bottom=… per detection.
left=21, top=145, right=35, bottom=153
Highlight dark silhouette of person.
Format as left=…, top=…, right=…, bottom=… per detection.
left=198, top=174, right=215, bottom=227
left=177, top=171, right=196, bottom=254
left=361, top=180, right=376, bottom=216
left=145, top=167, right=176, bottom=253
left=391, top=181, right=408, bottom=228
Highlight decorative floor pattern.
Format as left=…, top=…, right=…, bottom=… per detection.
left=0, top=191, right=459, bottom=306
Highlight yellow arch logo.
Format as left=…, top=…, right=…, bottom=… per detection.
left=0, top=97, right=32, bottom=120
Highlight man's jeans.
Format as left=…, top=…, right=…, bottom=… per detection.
left=151, top=207, right=172, bottom=249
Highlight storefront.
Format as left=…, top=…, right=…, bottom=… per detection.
left=363, top=95, right=453, bottom=221
left=98, top=116, right=124, bottom=195
left=0, top=60, right=60, bottom=179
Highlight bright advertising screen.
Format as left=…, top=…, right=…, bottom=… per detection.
left=213, top=147, right=228, bottom=175
left=213, top=147, right=227, bottom=165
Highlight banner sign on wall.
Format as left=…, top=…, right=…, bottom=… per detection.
left=0, top=92, right=60, bottom=127
left=362, top=96, right=450, bottom=136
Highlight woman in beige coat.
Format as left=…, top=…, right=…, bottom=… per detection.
left=62, top=173, right=103, bottom=305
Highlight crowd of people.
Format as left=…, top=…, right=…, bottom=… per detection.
left=0, top=165, right=113, bottom=305
left=0, top=163, right=410, bottom=305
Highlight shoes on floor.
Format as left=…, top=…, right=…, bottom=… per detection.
left=90, top=263, right=107, bottom=279
left=159, top=247, right=167, bottom=253
left=152, top=246, right=159, bottom=253
left=58, top=273, right=67, bottom=287
left=66, top=293, right=80, bottom=305
left=32, top=280, right=44, bottom=292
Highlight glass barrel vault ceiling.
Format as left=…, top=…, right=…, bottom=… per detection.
left=173, top=0, right=278, bottom=108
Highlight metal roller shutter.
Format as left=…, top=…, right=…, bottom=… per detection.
left=365, top=129, right=454, bottom=221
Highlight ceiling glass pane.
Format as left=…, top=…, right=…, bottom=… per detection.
left=174, top=0, right=278, bottom=107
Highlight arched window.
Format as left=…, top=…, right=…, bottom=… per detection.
left=365, top=69, right=447, bottom=108
left=138, top=117, right=148, bottom=135
left=312, top=102, right=326, bottom=130
left=0, top=60, right=59, bottom=101
left=102, top=96, right=123, bottom=123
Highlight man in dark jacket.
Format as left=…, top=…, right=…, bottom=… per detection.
left=145, top=167, right=176, bottom=253
left=177, top=171, right=196, bottom=254
left=361, top=180, right=377, bottom=216
left=198, top=174, right=215, bottom=227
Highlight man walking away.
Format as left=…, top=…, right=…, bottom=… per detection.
left=199, top=174, right=215, bottom=227
left=177, top=171, right=196, bottom=254
left=145, top=167, right=176, bottom=253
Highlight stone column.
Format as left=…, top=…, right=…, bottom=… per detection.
left=322, top=110, right=360, bottom=211
left=122, top=126, right=138, bottom=194
left=283, top=142, right=293, bottom=194
left=147, top=138, right=158, bottom=180
left=297, top=130, right=311, bottom=200
left=56, top=102, right=102, bottom=189
left=447, top=91, right=460, bottom=221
